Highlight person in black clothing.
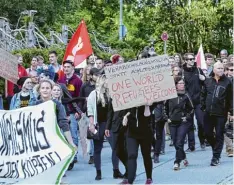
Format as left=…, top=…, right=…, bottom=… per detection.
left=122, top=102, right=155, bottom=185
left=152, top=101, right=168, bottom=163
left=201, top=62, right=233, bottom=166
left=165, top=76, right=194, bottom=170
left=183, top=53, right=206, bottom=151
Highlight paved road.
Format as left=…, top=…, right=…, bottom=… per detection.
left=63, top=134, right=233, bottom=184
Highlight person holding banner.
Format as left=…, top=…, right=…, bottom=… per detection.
left=121, top=101, right=155, bottom=184
left=36, top=79, right=77, bottom=149
left=165, top=76, right=194, bottom=170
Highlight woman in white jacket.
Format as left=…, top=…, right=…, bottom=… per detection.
left=87, top=75, right=123, bottom=180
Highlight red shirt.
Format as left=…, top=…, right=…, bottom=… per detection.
left=7, top=65, right=28, bottom=97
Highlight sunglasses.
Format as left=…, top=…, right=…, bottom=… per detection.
left=186, top=58, right=194, bottom=61
left=228, top=69, right=233, bottom=71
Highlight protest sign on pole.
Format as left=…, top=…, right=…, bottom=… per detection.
left=0, top=48, right=19, bottom=84
left=105, top=55, right=177, bottom=111
left=0, top=101, right=75, bottom=184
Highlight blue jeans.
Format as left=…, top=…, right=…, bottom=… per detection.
left=89, top=139, right=94, bottom=156
left=93, top=122, right=119, bottom=170
left=0, top=95, right=3, bottom=110
left=170, top=122, right=189, bottom=164
left=70, top=114, right=79, bottom=160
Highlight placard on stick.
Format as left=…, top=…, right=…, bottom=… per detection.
left=105, top=55, right=177, bottom=111
left=0, top=48, right=18, bottom=84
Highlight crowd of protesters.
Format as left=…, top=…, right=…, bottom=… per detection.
left=2, top=48, right=233, bottom=184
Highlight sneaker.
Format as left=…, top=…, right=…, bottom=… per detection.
left=210, top=158, right=220, bottom=166
left=88, top=156, right=94, bottom=164
left=173, top=163, right=180, bottom=170
left=119, top=179, right=129, bottom=184
left=165, top=135, right=171, bottom=141
left=160, top=150, right=165, bottom=155
left=145, top=178, right=153, bottom=184
left=186, top=147, right=195, bottom=152
left=227, top=149, right=233, bottom=157
left=200, top=144, right=206, bottom=150
left=153, top=154, right=159, bottom=163
left=183, top=159, right=189, bottom=167
left=169, top=141, right=174, bottom=146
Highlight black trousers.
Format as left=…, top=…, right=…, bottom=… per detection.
left=170, top=122, right=189, bottom=164
left=187, top=104, right=205, bottom=148
left=203, top=113, right=226, bottom=159
left=127, top=136, right=152, bottom=184
left=112, top=127, right=128, bottom=172
left=154, top=121, right=166, bottom=156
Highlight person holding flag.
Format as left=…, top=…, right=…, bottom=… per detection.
left=183, top=53, right=206, bottom=152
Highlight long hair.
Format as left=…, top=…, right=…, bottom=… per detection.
left=52, top=84, right=63, bottom=102
left=82, top=65, right=91, bottom=83
left=174, top=53, right=183, bottom=67
left=95, top=75, right=109, bottom=107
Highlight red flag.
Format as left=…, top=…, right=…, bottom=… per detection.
left=195, top=44, right=207, bottom=70
left=63, top=20, right=93, bottom=67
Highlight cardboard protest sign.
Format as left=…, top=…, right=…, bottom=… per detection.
left=105, top=55, right=177, bottom=111
left=0, top=101, right=75, bottom=184
left=0, top=48, right=18, bottom=84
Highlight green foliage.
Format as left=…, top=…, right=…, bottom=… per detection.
left=1, top=0, right=232, bottom=58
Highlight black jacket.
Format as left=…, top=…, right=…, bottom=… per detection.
left=106, top=99, right=127, bottom=133
left=127, top=104, right=157, bottom=139
left=201, top=75, right=233, bottom=116
left=79, top=81, right=95, bottom=112
left=183, top=64, right=205, bottom=105
left=165, top=92, right=194, bottom=123
left=153, top=101, right=167, bottom=123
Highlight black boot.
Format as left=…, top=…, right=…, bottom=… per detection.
left=88, top=156, right=94, bottom=164
left=95, top=170, right=102, bottom=180
left=113, top=169, right=124, bottom=179
left=68, top=161, right=74, bottom=171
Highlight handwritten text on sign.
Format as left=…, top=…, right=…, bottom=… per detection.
left=0, top=48, right=18, bottom=84
left=0, top=101, right=73, bottom=179
left=105, top=55, right=177, bottom=111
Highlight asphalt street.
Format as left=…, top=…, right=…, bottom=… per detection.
left=62, top=134, right=233, bottom=184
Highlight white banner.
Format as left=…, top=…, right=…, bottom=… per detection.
left=105, top=55, right=177, bottom=111
left=0, top=101, right=75, bottom=184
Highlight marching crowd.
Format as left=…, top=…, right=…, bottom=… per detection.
left=3, top=48, right=233, bottom=184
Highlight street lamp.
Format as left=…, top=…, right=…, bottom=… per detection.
left=119, top=0, right=123, bottom=40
